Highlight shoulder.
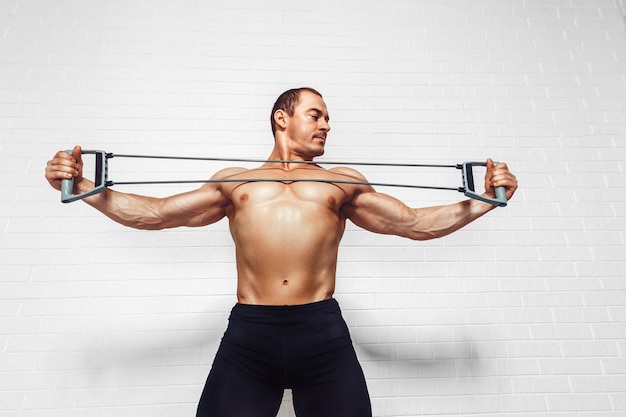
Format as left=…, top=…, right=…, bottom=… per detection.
left=328, top=166, right=376, bottom=201
left=194, top=167, right=249, bottom=197
left=328, top=166, right=368, bottom=182
left=210, top=167, right=249, bottom=180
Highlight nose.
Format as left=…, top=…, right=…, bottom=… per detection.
left=319, top=118, right=330, bottom=132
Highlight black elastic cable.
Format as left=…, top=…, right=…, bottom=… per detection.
left=106, top=178, right=461, bottom=192
left=109, top=153, right=458, bottom=169
left=103, top=153, right=462, bottom=191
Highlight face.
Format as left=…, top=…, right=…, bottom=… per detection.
left=282, top=91, right=331, bottom=159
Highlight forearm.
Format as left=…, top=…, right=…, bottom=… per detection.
left=346, top=159, right=516, bottom=241
left=78, top=180, right=173, bottom=230
left=75, top=177, right=226, bottom=230
left=407, top=198, right=495, bottom=240
left=348, top=191, right=497, bottom=241
left=47, top=146, right=230, bottom=230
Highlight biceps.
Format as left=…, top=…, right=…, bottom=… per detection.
left=345, top=192, right=419, bottom=238
left=158, top=186, right=228, bottom=228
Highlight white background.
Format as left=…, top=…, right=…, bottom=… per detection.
left=1, top=0, right=626, bottom=416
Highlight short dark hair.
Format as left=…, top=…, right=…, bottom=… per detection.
left=270, top=87, right=323, bottom=136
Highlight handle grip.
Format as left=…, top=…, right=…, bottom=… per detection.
left=461, top=161, right=507, bottom=207
left=61, top=150, right=109, bottom=203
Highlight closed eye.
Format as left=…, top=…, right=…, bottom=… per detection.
left=308, top=111, right=329, bottom=123
left=305, top=107, right=330, bottom=123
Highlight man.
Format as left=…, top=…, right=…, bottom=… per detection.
left=45, top=87, right=518, bottom=417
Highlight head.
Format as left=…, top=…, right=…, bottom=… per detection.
left=270, top=87, right=331, bottom=159
left=270, top=87, right=324, bottom=137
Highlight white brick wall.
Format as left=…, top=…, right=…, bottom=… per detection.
left=1, top=0, right=625, bottom=416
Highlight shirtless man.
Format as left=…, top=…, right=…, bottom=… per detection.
left=45, top=87, right=518, bottom=417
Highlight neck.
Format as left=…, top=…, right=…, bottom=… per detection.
left=267, top=143, right=317, bottom=170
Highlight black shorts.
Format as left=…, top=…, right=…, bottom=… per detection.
left=196, top=299, right=372, bottom=417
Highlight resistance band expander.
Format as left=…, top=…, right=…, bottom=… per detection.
left=60, top=150, right=507, bottom=207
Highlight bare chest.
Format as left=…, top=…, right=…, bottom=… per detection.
left=220, top=167, right=353, bottom=213
left=229, top=180, right=347, bottom=213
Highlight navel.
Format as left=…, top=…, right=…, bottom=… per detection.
left=282, top=280, right=289, bottom=286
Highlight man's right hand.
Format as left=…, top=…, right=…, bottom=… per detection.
left=45, top=145, right=85, bottom=192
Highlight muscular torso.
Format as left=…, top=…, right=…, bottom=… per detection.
left=218, top=164, right=362, bottom=305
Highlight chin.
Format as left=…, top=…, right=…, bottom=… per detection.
left=307, top=146, right=324, bottom=157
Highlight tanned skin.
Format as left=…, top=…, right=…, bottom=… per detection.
left=45, top=90, right=518, bottom=306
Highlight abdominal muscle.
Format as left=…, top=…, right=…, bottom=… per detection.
left=227, top=182, right=347, bottom=306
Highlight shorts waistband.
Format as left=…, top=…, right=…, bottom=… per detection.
left=231, top=298, right=339, bottom=319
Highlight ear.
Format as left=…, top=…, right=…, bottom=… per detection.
left=273, top=109, right=288, bottom=131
